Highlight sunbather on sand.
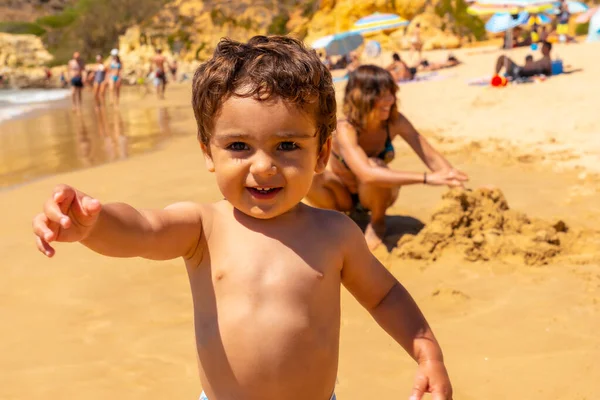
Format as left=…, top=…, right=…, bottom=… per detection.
left=420, top=54, right=462, bottom=72
left=494, top=41, right=552, bottom=78
left=386, top=53, right=413, bottom=81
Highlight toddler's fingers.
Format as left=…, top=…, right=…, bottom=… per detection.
left=32, top=213, right=55, bottom=242
left=81, top=196, right=101, bottom=216
left=44, top=196, right=71, bottom=229
left=431, top=389, right=452, bottom=400
left=35, top=235, right=55, bottom=257
left=53, top=184, right=76, bottom=206
left=409, top=375, right=428, bottom=400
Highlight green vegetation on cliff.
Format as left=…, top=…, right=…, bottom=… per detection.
left=1, top=0, right=167, bottom=65
left=0, top=21, right=47, bottom=36
left=435, top=0, right=486, bottom=41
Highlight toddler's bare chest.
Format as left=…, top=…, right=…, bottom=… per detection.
left=205, top=228, right=341, bottom=296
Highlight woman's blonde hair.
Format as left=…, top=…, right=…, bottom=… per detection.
left=342, top=65, right=399, bottom=132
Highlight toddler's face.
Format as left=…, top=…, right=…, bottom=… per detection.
left=203, top=96, right=330, bottom=219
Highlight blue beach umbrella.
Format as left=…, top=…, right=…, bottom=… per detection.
left=546, top=0, right=589, bottom=14
left=311, top=31, right=364, bottom=56
left=485, top=11, right=529, bottom=32
left=351, top=12, right=409, bottom=34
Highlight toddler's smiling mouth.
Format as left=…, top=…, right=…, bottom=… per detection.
left=246, top=187, right=282, bottom=199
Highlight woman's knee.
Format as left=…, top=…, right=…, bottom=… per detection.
left=358, top=183, right=394, bottom=208
left=307, top=172, right=353, bottom=211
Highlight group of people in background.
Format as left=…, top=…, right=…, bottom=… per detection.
left=65, top=48, right=178, bottom=111
left=506, top=0, right=576, bottom=49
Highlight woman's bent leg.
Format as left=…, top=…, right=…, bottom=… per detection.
left=357, top=159, right=400, bottom=250
left=305, top=171, right=353, bottom=212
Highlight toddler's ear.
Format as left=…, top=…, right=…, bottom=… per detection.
left=200, top=142, right=215, bottom=172
left=315, top=137, right=332, bottom=174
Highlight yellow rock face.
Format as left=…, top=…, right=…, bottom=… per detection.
left=0, top=33, right=53, bottom=68
left=116, top=0, right=461, bottom=77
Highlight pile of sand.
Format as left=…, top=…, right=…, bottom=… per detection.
left=394, top=187, right=573, bottom=265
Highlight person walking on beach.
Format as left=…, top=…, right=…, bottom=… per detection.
left=67, top=52, right=85, bottom=110
left=150, top=48, right=169, bottom=99
left=169, top=58, right=178, bottom=81
left=31, top=35, right=453, bottom=400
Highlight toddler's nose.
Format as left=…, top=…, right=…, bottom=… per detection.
left=249, top=152, right=276, bottom=176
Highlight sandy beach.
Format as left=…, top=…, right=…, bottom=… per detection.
left=1, top=40, right=600, bottom=399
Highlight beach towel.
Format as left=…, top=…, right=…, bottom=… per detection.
left=332, top=74, right=348, bottom=83
left=467, top=75, right=542, bottom=87
left=398, top=71, right=455, bottom=85
left=334, top=71, right=454, bottom=85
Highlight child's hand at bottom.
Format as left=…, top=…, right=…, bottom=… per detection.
left=32, top=184, right=102, bottom=257
left=409, top=359, right=453, bottom=400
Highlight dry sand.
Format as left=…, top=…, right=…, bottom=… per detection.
left=1, top=41, right=600, bottom=399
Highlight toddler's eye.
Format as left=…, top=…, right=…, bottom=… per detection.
left=278, top=141, right=298, bottom=151
left=227, top=142, right=249, bottom=151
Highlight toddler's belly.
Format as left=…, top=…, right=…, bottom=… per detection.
left=194, top=299, right=340, bottom=400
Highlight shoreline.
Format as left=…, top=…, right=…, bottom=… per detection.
left=0, top=83, right=195, bottom=190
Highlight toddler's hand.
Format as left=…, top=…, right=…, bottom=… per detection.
left=409, top=359, right=453, bottom=400
left=32, top=184, right=102, bottom=257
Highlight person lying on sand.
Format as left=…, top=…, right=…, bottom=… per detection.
left=386, top=52, right=461, bottom=83
left=386, top=53, right=413, bottom=81
left=420, top=54, right=462, bottom=72
left=306, top=65, right=468, bottom=250
left=494, top=41, right=553, bottom=78
left=31, top=36, right=453, bottom=400
left=346, top=50, right=361, bottom=73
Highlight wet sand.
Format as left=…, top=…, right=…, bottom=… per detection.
left=1, top=41, right=599, bottom=399
left=0, top=84, right=193, bottom=189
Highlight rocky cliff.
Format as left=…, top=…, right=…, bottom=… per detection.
left=304, top=1, right=460, bottom=51
left=115, top=0, right=461, bottom=80
left=115, top=0, right=314, bottom=82
left=0, top=33, right=57, bottom=88
left=1, top=0, right=466, bottom=87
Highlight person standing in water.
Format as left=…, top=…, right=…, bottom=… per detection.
left=108, top=49, right=123, bottom=107
left=67, top=51, right=85, bottom=110
left=92, top=54, right=107, bottom=107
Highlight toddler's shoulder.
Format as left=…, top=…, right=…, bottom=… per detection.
left=303, top=205, right=362, bottom=238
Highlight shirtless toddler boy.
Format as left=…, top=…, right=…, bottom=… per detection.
left=32, top=36, right=452, bottom=400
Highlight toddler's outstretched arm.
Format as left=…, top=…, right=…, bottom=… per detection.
left=339, top=216, right=452, bottom=400
left=32, top=184, right=203, bottom=260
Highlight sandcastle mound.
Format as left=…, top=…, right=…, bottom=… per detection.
left=394, top=187, right=572, bottom=265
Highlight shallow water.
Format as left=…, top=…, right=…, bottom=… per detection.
left=0, top=93, right=189, bottom=189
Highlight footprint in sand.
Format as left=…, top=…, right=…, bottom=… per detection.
left=431, top=288, right=471, bottom=303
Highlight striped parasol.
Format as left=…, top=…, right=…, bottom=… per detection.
left=467, top=0, right=555, bottom=15
left=526, top=12, right=552, bottom=25
left=350, top=12, right=409, bottom=34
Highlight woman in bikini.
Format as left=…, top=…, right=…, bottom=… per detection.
left=92, top=54, right=107, bottom=107
left=108, top=49, right=123, bottom=106
left=306, top=65, right=468, bottom=249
